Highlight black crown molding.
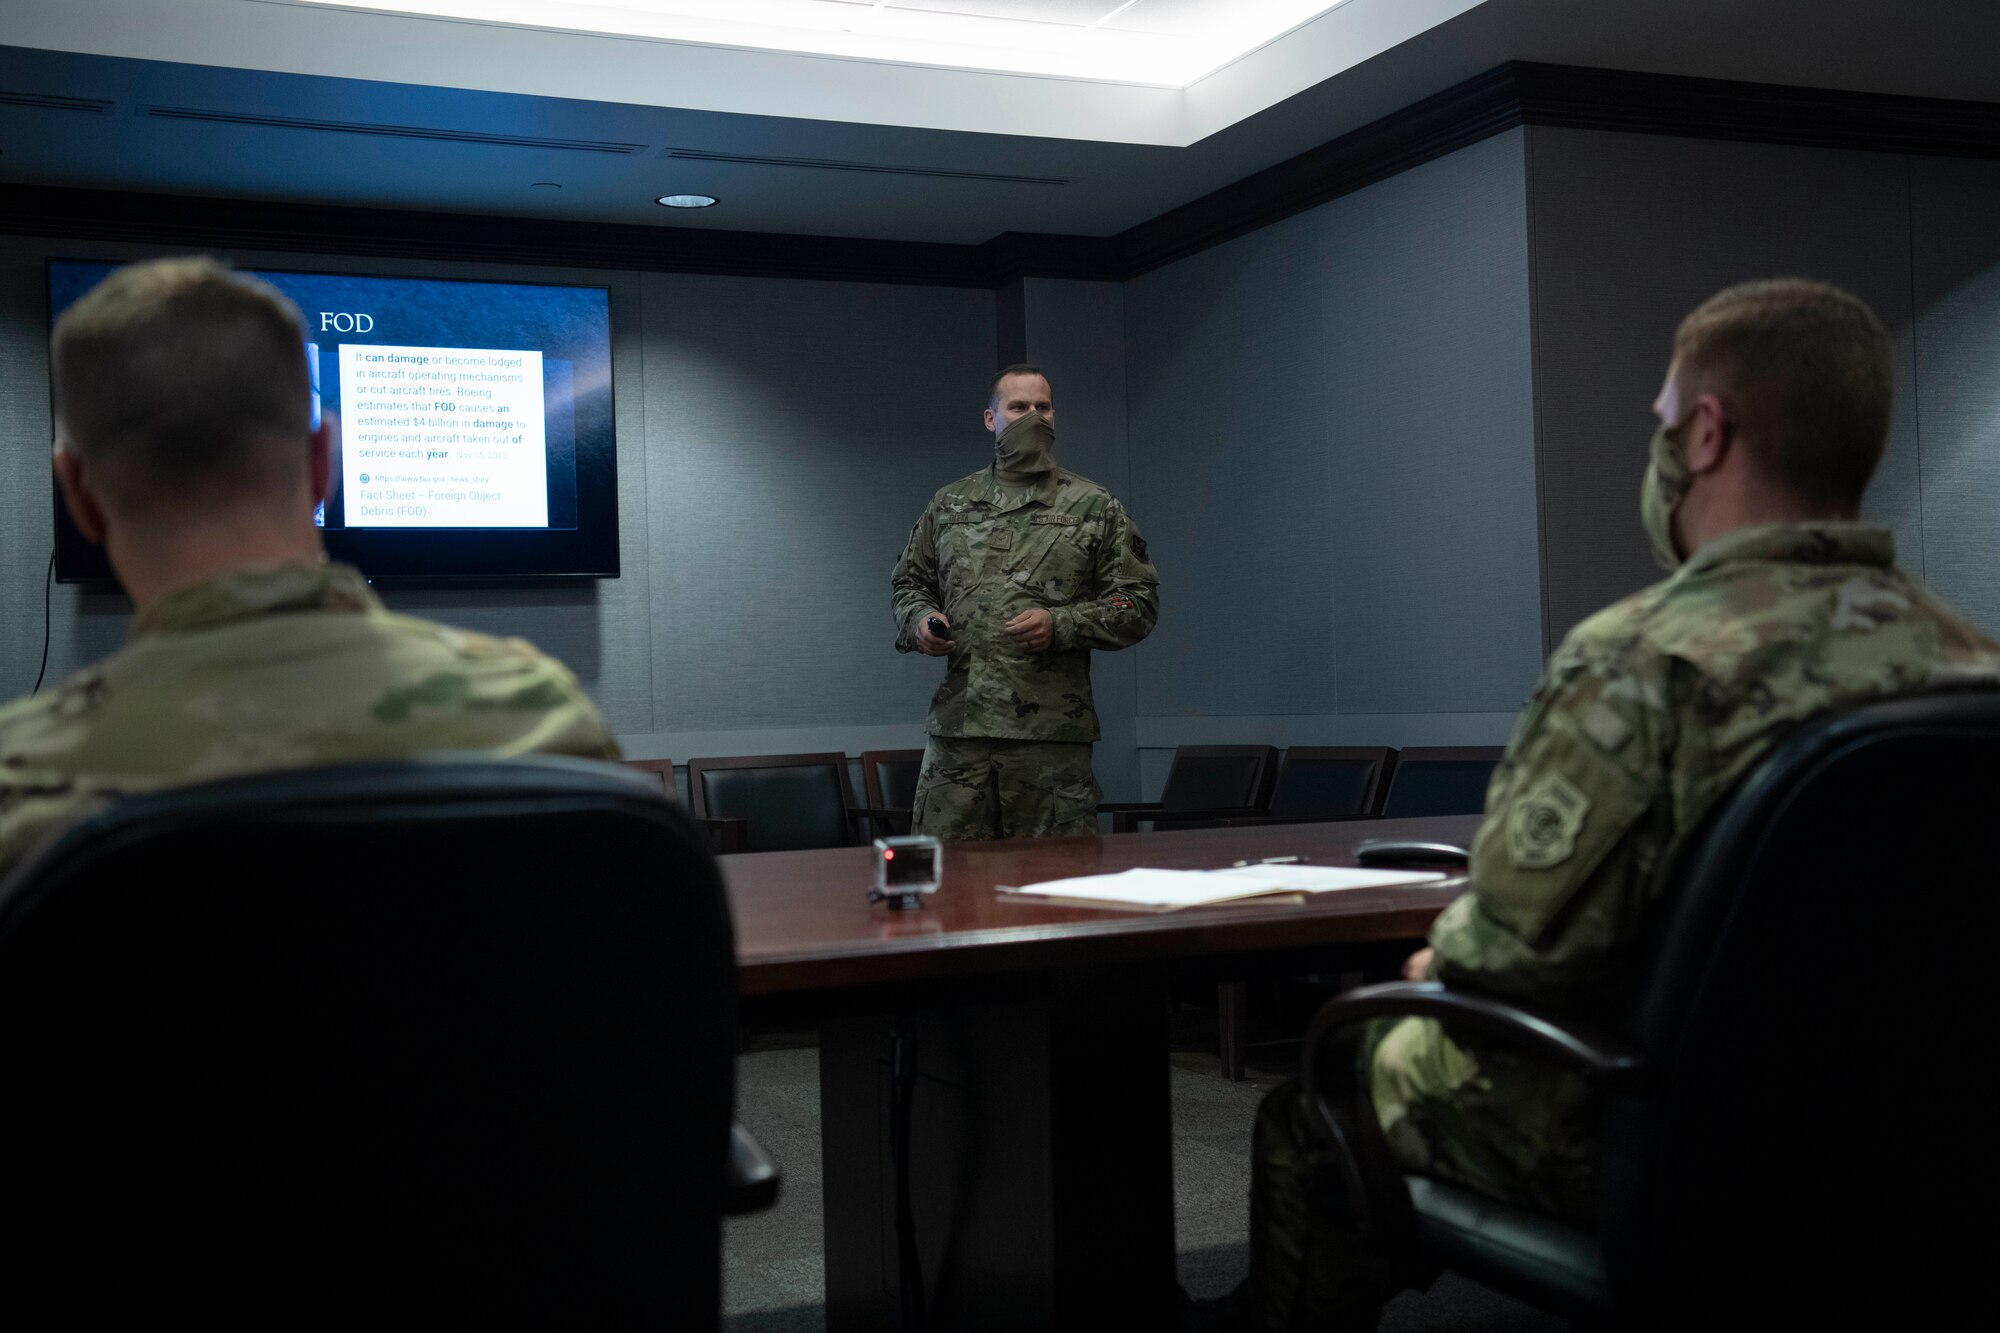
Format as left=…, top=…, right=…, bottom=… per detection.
left=5, top=62, right=2000, bottom=289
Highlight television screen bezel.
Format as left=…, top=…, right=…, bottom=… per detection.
left=45, top=257, right=621, bottom=587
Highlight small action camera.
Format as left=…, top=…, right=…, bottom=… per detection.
left=869, top=835, right=943, bottom=910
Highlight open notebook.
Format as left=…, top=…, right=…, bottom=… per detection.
left=994, top=863, right=1450, bottom=912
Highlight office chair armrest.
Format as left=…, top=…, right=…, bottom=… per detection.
left=696, top=817, right=749, bottom=855
left=724, top=1122, right=781, bottom=1216
left=846, top=806, right=914, bottom=838
left=1304, top=982, right=1649, bottom=1089
left=1298, top=982, right=1647, bottom=1250
left=1108, top=805, right=1268, bottom=834
left=1207, top=812, right=1374, bottom=828
left=1127, top=805, right=1272, bottom=827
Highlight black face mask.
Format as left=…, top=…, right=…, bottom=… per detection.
left=993, top=412, right=1055, bottom=475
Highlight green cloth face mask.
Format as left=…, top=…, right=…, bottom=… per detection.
left=1640, top=420, right=1693, bottom=571
left=994, top=412, right=1056, bottom=475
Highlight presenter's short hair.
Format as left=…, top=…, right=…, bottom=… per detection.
left=1673, top=278, right=1891, bottom=510
left=989, top=363, right=1051, bottom=408
left=52, top=256, right=312, bottom=507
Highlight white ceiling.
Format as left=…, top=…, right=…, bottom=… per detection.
left=12, top=0, right=1490, bottom=145
left=294, top=0, right=1378, bottom=85
left=3, top=0, right=1998, bottom=247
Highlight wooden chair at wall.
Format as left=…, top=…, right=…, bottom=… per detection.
left=1202, top=746, right=1396, bottom=1079
left=687, top=752, right=906, bottom=854
left=1099, top=745, right=1281, bottom=833
left=859, top=749, right=924, bottom=838
left=1378, top=746, right=1505, bottom=818
left=622, top=757, right=748, bottom=854
left=1206, top=746, right=1400, bottom=828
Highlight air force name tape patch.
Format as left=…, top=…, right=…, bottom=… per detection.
left=1506, top=771, right=1591, bottom=869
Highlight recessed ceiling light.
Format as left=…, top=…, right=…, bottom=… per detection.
left=657, top=193, right=718, bottom=208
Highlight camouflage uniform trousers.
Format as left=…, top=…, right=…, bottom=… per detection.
left=909, top=735, right=1100, bottom=841
left=1243, top=1077, right=1405, bottom=1332
left=1243, top=1020, right=1591, bottom=1331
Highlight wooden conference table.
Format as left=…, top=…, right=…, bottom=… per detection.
left=724, top=814, right=1483, bottom=1333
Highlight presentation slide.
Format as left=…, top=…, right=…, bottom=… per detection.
left=340, top=344, right=549, bottom=527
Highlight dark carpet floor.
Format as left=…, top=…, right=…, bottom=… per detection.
left=723, top=1037, right=1567, bottom=1331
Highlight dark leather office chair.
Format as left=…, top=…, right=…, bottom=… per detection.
left=688, top=751, right=904, bottom=852
left=1375, top=745, right=1502, bottom=818
left=0, top=755, right=775, bottom=1329
left=1301, top=690, right=2000, bottom=1327
left=623, top=756, right=749, bottom=852
left=859, top=748, right=925, bottom=837
left=1101, top=744, right=1280, bottom=833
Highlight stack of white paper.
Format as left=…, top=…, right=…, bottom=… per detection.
left=994, top=864, right=1449, bottom=911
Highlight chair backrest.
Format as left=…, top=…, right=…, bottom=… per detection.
left=1266, top=746, right=1396, bottom=821
left=860, top=748, right=925, bottom=814
left=0, top=756, right=737, bottom=1328
left=1158, top=745, right=1280, bottom=812
left=689, top=751, right=857, bottom=852
left=1376, top=746, right=1502, bottom=818
left=624, top=755, right=678, bottom=799
left=1598, top=691, right=2000, bottom=1320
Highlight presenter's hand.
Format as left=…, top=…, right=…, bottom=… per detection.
left=1005, top=608, right=1055, bottom=653
left=914, top=614, right=955, bottom=657
left=1402, top=948, right=1435, bottom=983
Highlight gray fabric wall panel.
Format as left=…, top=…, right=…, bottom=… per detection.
left=1123, top=130, right=1540, bottom=724
left=1910, top=156, right=2000, bottom=639
left=0, top=238, right=63, bottom=698
left=1124, top=204, right=1342, bottom=719
left=1318, top=130, right=1540, bottom=714
left=1022, top=276, right=1141, bottom=799
left=641, top=272, right=995, bottom=735
left=1526, top=128, right=1923, bottom=648
left=379, top=266, right=655, bottom=735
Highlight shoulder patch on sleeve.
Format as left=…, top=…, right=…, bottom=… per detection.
left=1579, top=702, right=1632, bottom=755
left=1505, top=771, right=1592, bottom=869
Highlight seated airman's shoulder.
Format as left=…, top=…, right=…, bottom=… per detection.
left=0, top=664, right=113, bottom=756
left=1559, top=582, right=1673, bottom=665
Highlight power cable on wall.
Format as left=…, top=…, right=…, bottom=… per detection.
left=30, top=549, right=53, bottom=695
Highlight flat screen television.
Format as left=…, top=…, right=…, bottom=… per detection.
left=46, top=259, right=619, bottom=584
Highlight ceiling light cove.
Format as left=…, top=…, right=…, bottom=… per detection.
left=295, top=1, right=1367, bottom=86
left=10, top=0, right=1490, bottom=146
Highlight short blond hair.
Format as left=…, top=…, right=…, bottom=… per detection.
left=52, top=257, right=311, bottom=509
left=1673, top=279, right=1892, bottom=511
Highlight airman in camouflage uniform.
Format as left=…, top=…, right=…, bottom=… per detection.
left=891, top=366, right=1158, bottom=839
left=1, top=256, right=617, bottom=874
left=1221, top=282, right=2000, bottom=1332
left=0, top=564, right=618, bottom=871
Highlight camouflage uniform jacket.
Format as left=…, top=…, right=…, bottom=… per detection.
left=0, top=563, right=620, bottom=873
left=1377, top=523, right=2000, bottom=1217
left=890, top=464, right=1159, bottom=742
